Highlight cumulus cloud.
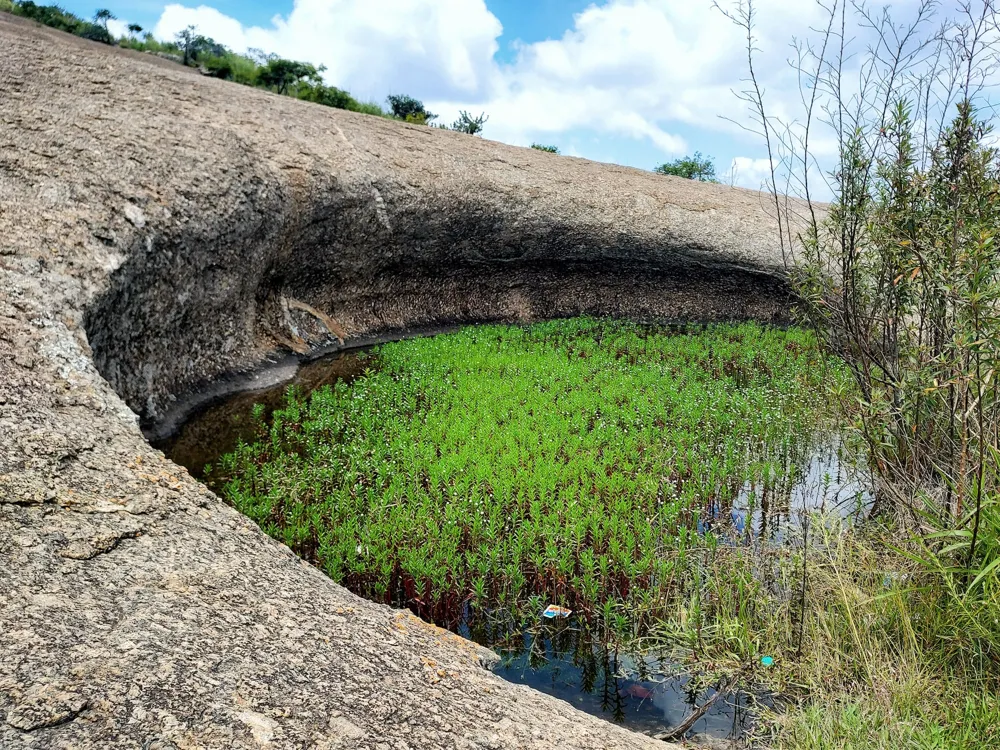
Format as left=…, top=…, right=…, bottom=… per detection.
left=106, top=18, right=131, bottom=39
left=153, top=0, right=502, bottom=102
left=431, top=0, right=832, bottom=156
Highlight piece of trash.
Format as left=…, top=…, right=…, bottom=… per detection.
left=621, top=683, right=654, bottom=700
left=883, top=571, right=908, bottom=588
left=542, top=605, right=573, bottom=619
left=761, top=656, right=775, bottom=667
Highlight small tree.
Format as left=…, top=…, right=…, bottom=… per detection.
left=653, top=152, right=718, bottom=182
left=387, top=94, right=436, bottom=124
left=258, top=58, right=324, bottom=95
left=176, top=25, right=196, bottom=65
left=451, top=111, right=488, bottom=135
left=174, top=27, right=228, bottom=66
left=93, top=8, right=115, bottom=30
left=531, top=144, right=560, bottom=154
left=127, top=23, right=142, bottom=39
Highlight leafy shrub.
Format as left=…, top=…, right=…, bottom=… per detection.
left=387, top=94, right=436, bottom=123
left=76, top=22, right=111, bottom=44
left=119, top=33, right=181, bottom=56
left=298, top=83, right=356, bottom=110
left=13, top=1, right=91, bottom=35
left=257, top=57, right=321, bottom=94
left=174, top=25, right=228, bottom=66
left=722, top=1, right=1000, bottom=742
left=349, top=100, right=391, bottom=118
left=198, top=52, right=261, bottom=86
left=451, top=110, right=488, bottom=135
left=222, top=53, right=259, bottom=85
left=653, top=152, right=718, bottom=181
left=200, top=54, right=234, bottom=80
left=531, top=144, right=559, bottom=153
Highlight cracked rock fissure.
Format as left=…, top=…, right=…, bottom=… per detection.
left=0, top=12, right=808, bottom=750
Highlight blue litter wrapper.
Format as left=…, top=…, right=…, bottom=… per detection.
left=542, top=605, right=573, bottom=619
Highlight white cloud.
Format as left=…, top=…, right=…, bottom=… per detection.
left=107, top=18, right=130, bottom=39
left=153, top=1, right=502, bottom=102
left=729, top=157, right=773, bottom=191
left=427, top=0, right=831, bottom=156
left=155, top=5, right=248, bottom=47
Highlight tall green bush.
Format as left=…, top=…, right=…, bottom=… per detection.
left=387, top=94, right=436, bottom=124
left=653, top=152, right=718, bottom=181
left=721, top=0, right=1000, bottom=675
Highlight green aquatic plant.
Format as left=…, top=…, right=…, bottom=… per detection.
left=215, top=320, right=846, bottom=641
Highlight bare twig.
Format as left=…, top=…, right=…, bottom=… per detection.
left=651, top=679, right=730, bottom=742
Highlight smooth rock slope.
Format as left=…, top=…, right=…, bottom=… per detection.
left=0, top=14, right=793, bottom=749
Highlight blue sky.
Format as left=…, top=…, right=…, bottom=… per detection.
left=53, top=1, right=973, bottom=193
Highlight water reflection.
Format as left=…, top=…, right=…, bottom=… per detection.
left=481, top=617, right=757, bottom=741
left=700, top=439, right=872, bottom=543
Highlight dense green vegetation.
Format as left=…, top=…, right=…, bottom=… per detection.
left=385, top=93, right=435, bottom=124
left=214, top=318, right=1000, bottom=747
left=531, top=143, right=560, bottom=154
left=781, top=95, right=1000, bottom=750
left=214, top=321, right=842, bottom=638
left=720, top=0, right=1000, bottom=745
left=7, top=1, right=113, bottom=42
left=653, top=151, right=718, bottom=182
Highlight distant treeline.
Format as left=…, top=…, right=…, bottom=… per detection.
left=1, top=1, right=490, bottom=133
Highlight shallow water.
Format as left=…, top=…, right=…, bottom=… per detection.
left=701, top=440, right=871, bottom=544
left=483, top=620, right=759, bottom=740
left=155, top=339, right=867, bottom=743
left=153, top=350, right=371, bottom=480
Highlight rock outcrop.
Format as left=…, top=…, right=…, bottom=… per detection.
left=0, top=13, right=794, bottom=749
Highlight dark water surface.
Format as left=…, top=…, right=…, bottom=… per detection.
left=154, top=351, right=372, bottom=480
left=154, top=344, right=868, bottom=744
left=483, top=620, right=761, bottom=740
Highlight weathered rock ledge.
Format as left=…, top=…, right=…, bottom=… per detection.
left=0, top=13, right=793, bottom=749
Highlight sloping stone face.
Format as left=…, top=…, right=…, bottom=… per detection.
left=0, top=13, right=793, bottom=749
